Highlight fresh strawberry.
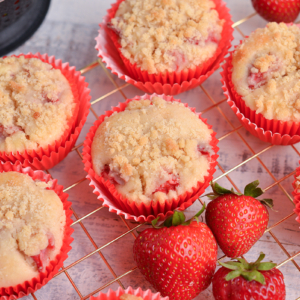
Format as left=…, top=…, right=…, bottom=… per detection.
left=205, top=180, right=272, bottom=258
left=212, top=253, right=286, bottom=299
left=133, top=208, right=218, bottom=300
left=251, top=0, right=300, bottom=23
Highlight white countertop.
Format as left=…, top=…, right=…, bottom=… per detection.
left=9, top=0, right=300, bottom=299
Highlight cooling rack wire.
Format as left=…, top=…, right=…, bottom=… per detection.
left=28, top=12, right=300, bottom=300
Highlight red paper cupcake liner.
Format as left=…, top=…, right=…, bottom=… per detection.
left=292, top=163, right=300, bottom=226
left=221, top=37, right=300, bottom=145
left=95, top=0, right=233, bottom=96
left=0, top=53, right=91, bottom=170
left=0, top=161, right=73, bottom=300
left=90, top=286, right=169, bottom=300
left=82, top=94, right=219, bottom=223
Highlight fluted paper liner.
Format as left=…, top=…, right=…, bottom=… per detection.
left=292, top=163, right=300, bottom=226
left=0, top=161, right=73, bottom=300
left=90, top=286, right=169, bottom=300
left=0, top=53, right=91, bottom=170
left=82, top=94, right=219, bottom=223
left=95, top=0, right=233, bottom=96
left=221, top=31, right=300, bottom=145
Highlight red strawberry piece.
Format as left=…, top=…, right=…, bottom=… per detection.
left=252, top=0, right=300, bottom=23
left=212, top=253, right=286, bottom=299
left=0, top=125, right=21, bottom=138
left=205, top=180, right=272, bottom=258
left=154, top=174, right=179, bottom=194
left=42, top=91, right=59, bottom=103
left=248, top=71, right=266, bottom=90
left=247, top=58, right=281, bottom=90
left=101, top=164, right=126, bottom=185
left=31, top=234, right=55, bottom=272
left=133, top=208, right=218, bottom=300
left=197, top=145, right=210, bottom=156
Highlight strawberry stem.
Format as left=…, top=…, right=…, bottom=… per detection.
left=151, top=204, right=206, bottom=229
left=219, top=252, right=277, bottom=285
left=203, top=180, right=273, bottom=208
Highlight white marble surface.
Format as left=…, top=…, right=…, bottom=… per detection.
left=7, top=0, right=300, bottom=299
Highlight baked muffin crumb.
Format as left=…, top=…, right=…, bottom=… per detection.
left=110, top=0, right=224, bottom=74
left=0, top=172, right=65, bottom=287
left=232, top=22, right=300, bottom=122
left=0, top=56, right=76, bottom=153
left=92, top=96, right=213, bottom=204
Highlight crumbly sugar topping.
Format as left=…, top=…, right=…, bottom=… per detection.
left=232, top=22, right=300, bottom=122
left=110, top=0, right=224, bottom=74
left=0, top=56, right=76, bottom=153
left=92, top=97, right=213, bottom=204
left=0, top=172, right=65, bottom=287
left=120, top=294, right=143, bottom=300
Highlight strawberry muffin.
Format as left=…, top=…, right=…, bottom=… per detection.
left=0, top=171, right=66, bottom=288
left=0, top=56, right=77, bottom=153
left=91, top=96, right=214, bottom=205
left=109, top=0, right=224, bottom=76
left=231, top=22, right=300, bottom=122
left=90, top=287, right=169, bottom=300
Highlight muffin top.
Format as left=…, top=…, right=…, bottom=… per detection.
left=92, top=97, right=213, bottom=204
left=0, top=56, right=76, bottom=153
left=110, top=0, right=224, bottom=74
left=120, top=294, right=143, bottom=300
left=232, top=22, right=300, bottom=122
left=0, top=172, right=66, bottom=287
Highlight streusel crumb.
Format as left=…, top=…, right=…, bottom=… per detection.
left=232, top=22, right=300, bottom=122
left=120, top=294, right=143, bottom=300
left=0, top=172, right=65, bottom=287
left=110, top=0, right=224, bottom=74
left=0, top=56, right=76, bottom=153
left=91, top=97, right=213, bottom=204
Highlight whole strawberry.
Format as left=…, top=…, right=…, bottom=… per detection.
left=205, top=180, right=272, bottom=258
left=252, top=0, right=300, bottom=23
left=212, top=253, right=286, bottom=299
left=133, top=208, right=218, bottom=300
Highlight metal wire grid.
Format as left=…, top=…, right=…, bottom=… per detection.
left=27, top=12, right=300, bottom=300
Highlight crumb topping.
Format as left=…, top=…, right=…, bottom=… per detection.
left=232, top=22, right=300, bottom=122
left=120, top=294, right=143, bottom=300
left=91, top=97, right=213, bottom=204
left=0, top=56, right=76, bottom=153
left=110, top=0, right=224, bottom=74
left=0, top=172, right=65, bottom=287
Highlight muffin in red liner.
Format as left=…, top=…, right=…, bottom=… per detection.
left=82, top=94, right=219, bottom=223
left=96, top=0, right=233, bottom=96
left=90, top=286, right=169, bottom=300
left=0, top=161, right=73, bottom=300
left=221, top=23, right=300, bottom=145
left=292, top=163, right=300, bottom=226
left=0, top=53, right=91, bottom=170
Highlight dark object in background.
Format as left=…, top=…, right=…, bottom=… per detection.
left=0, top=0, right=51, bottom=56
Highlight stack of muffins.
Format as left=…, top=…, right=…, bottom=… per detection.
left=1, top=0, right=300, bottom=299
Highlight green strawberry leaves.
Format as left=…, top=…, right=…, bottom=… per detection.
left=151, top=204, right=206, bottom=229
left=204, top=182, right=241, bottom=200
left=204, top=180, right=273, bottom=208
left=244, top=180, right=263, bottom=198
left=259, top=198, right=274, bottom=209
left=220, top=252, right=277, bottom=285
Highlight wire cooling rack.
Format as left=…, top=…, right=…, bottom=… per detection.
left=25, top=11, right=300, bottom=300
